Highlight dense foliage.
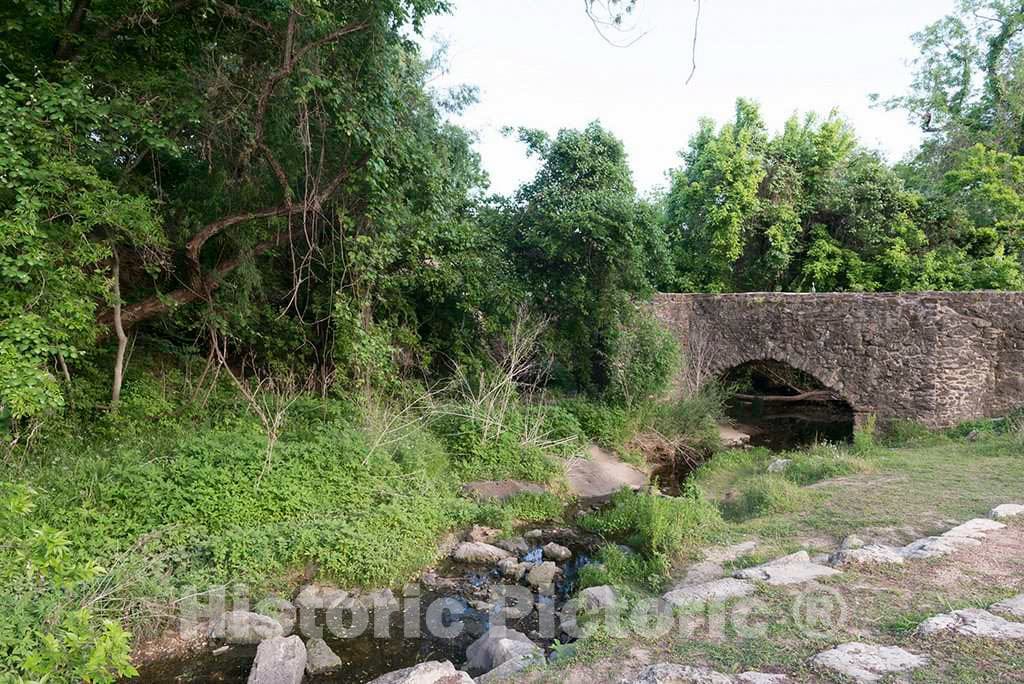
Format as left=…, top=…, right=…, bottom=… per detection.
left=2, top=1, right=1024, bottom=679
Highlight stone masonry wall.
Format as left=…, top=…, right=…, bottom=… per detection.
left=651, top=292, right=1024, bottom=428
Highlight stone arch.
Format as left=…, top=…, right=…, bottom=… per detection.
left=711, top=354, right=859, bottom=416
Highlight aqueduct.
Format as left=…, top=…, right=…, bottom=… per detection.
left=652, top=292, right=1024, bottom=428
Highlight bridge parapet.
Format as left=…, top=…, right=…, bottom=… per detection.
left=652, top=292, right=1024, bottom=428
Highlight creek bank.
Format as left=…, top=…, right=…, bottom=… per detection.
left=130, top=520, right=607, bottom=683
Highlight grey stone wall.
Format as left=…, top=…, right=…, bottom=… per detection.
left=651, top=292, right=1024, bottom=428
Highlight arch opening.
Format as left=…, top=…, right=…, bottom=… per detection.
left=721, top=360, right=854, bottom=451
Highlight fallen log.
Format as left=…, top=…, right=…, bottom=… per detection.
left=732, top=390, right=840, bottom=403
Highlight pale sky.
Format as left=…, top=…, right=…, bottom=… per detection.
left=422, top=0, right=957, bottom=195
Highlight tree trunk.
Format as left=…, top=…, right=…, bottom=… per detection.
left=111, top=250, right=128, bottom=410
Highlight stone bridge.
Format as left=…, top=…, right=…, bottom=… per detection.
left=652, top=292, right=1024, bottom=428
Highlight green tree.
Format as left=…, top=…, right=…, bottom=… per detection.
left=506, top=122, right=667, bottom=394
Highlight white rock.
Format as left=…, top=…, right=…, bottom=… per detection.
left=543, top=542, right=572, bottom=561
left=209, top=611, right=284, bottom=645
left=991, top=594, right=1024, bottom=619
left=451, top=542, right=512, bottom=565
left=810, top=642, right=928, bottom=683
left=247, top=635, right=306, bottom=684
left=465, top=627, right=541, bottom=673
left=579, top=585, right=618, bottom=613
left=304, top=638, right=342, bottom=676
left=619, top=664, right=787, bottom=684
left=733, top=552, right=841, bottom=585
left=475, top=651, right=544, bottom=683
left=662, top=578, right=755, bottom=609
left=989, top=503, right=1024, bottom=519
left=898, top=535, right=972, bottom=560
left=829, top=545, right=905, bottom=567
left=767, top=459, right=792, bottom=473
left=367, top=660, right=473, bottom=684
left=917, top=608, right=1024, bottom=639
left=898, top=517, right=1006, bottom=560
left=526, top=561, right=558, bottom=589
left=736, top=675, right=788, bottom=684
left=620, top=664, right=733, bottom=684
left=294, top=584, right=350, bottom=612
left=942, top=518, right=1006, bottom=539
left=840, top=535, right=866, bottom=550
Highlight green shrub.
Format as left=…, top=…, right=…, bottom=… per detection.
left=638, top=385, right=726, bottom=450
left=472, top=491, right=565, bottom=530
left=559, top=398, right=633, bottom=449
left=880, top=419, right=945, bottom=447
left=578, top=487, right=721, bottom=577
left=782, top=443, right=871, bottom=485
left=578, top=543, right=667, bottom=592
left=0, top=483, right=137, bottom=683
left=723, top=475, right=809, bottom=520
left=430, top=411, right=558, bottom=482
left=852, top=414, right=877, bottom=453
left=603, top=308, right=680, bottom=408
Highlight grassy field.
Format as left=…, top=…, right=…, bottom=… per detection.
left=539, top=428, right=1024, bottom=683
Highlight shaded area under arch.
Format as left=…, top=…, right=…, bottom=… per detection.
left=721, top=360, right=854, bottom=451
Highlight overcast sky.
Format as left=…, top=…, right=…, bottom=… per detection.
left=421, top=0, right=957, bottom=195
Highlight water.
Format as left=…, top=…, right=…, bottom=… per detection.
left=726, top=398, right=853, bottom=451
left=133, top=536, right=596, bottom=683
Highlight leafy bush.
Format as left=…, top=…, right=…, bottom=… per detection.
left=578, top=487, right=721, bottom=578
left=852, top=414, right=877, bottom=453
left=559, top=398, right=634, bottom=450
left=430, top=411, right=559, bottom=482
left=0, top=483, right=137, bottom=683
left=722, top=475, right=809, bottom=520
left=782, top=443, right=871, bottom=485
left=578, top=543, right=667, bottom=592
left=879, top=419, right=945, bottom=448
left=472, top=491, right=565, bottom=531
left=638, top=385, right=726, bottom=451
left=603, top=308, right=680, bottom=408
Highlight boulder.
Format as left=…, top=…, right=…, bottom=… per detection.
left=899, top=517, right=1006, bottom=560
left=840, top=535, right=866, bottom=550
left=247, top=635, right=306, bottom=684
left=524, top=529, right=544, bottom=541
left=451, top=542, right=512, bottom=565
left=526, top=561, right=558, bottom=589
left=662, top=578, right=755, bottom=609
left=917, top=608, right=1024, bottom=639
left=829, top=544, right=905, bottom=567
left=496, top=557, right=529, bottom=581
left=295, top=584, right=350, bottom=612
left=304, top=638, right=342, bottom=676
left=466, top=525, right=502, bottom=544
left=579, top=585, right=618, bottom=613
left=989, top=503, right=1024, bottom=520
left=543, top=542, right=572, bottom=561
left=495, top=537, right=529, bottom=555
left=368, top=660, right=473, bottom=684
left=942, top=518, right=1006, bottom=539
left=991, top=594, right=1024, bottom=620
left=733, top=551, right=841, bottom=585
left=253, top=597, right=296, bottom=635
left=810, top=642, right=928, bottom=683
left=209, top=611, right=284, bottom=645
left=767, top=459, right=792, bottom=474
left=475, top=652, right=543, bottom=683
left=619, top=664, right=788, bottom=683
left=465, top=627, right=541, bottom=673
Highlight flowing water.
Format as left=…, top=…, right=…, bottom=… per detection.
left=133, top=537, right=596, bottom=683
